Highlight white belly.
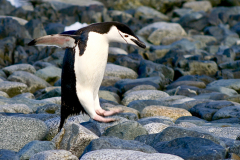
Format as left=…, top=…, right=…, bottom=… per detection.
left=74, top=32, right=109, bottom=99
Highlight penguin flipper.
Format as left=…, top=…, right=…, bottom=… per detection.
left=28, top=34, right=78, bottom=48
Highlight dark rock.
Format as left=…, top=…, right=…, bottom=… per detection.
left=36, top=104, right=60, bottom=115
left=0, top=36, right=16, bottom=67
left=25, top=19, right=47, bottom=39
left=170, top=99, right=213, bottom=111
left=36, top=87, right=61, bottom=100
left=17, top=140, right=56, bottom=160
left=212, top=105, right=240, bottom=120
left=80, top=121, right=101, bottom=137
left=0, top=149, right=19, bottom=160
left=211, top=117, right=240, bottom=124
left=100, top=86, right=121, bottom=95
left=115, top=55, right=141, bottom=72
left=178, top=11, right=209, bottom=31
left=207, top=79, right=240, bottom=92
left=138, top=59, right=174, bottom=80
left=116, top=112, right=138, bottom=121
left=190, top=101, right=235, bottom=121
left=166, top=81, right=206, bottom=90
left=175, top=116, right=207, bottom=125
left=232, top=22, right=240, bottom=36
left=0, top=0, right=15, bottom=15
left=108, top=10, right=133, bottom=24
left=0, top=17, right=31, bottom=40
left=154, top=137, right=226, bottom=160
left=173, top=8, right=193, bottom=17
left=137, top=116, right=174, bottom=126
left=114, top=76, right=161, bottom=93
left=44, top=23, right=65, bottom=35
left=102, top=121, right=148, bottom=140
left=81, top=137, right=157, bottom=158
left=33, top=61, right=55, bottom=70
left=175, top=75, right=215, bottom=85
left=128, top=100, right=162, bottom=112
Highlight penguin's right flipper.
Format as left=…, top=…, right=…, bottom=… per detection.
left=28, top=34, right=79, bottom=48
left=60, top=30, right=77, bottom=35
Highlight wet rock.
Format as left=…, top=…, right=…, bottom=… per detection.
left=52, top=123, right=98, bottom=157
left=102, top=121, right=148, bottom=140
left=122, top=90, right=169, bottom=106
left=0, top=116, right=47, bottom=152
left=17, top=140, right=56, bottom=160
left=141, top=105, right=192, bottom=120
left=29, top=150, right=78, bottom=160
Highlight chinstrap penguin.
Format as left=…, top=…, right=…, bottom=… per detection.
left=28, top=22, right=146, bottom=131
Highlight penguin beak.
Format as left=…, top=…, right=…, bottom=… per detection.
left=131, top=39, right=146, bottom=49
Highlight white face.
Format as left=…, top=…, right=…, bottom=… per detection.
left=106, top=26, right=146, bottom=49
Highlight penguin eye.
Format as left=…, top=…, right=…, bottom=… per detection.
left=124, top=35, right=128, bottom=37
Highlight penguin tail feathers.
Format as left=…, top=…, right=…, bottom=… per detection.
left=27, top=34, right=79, bottom=48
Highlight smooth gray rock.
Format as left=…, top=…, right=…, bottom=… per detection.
left=0, top=81, right=28, bottom=97
left=138, top=116, right=174, bottom=126
left=80, top=121, right=101, bottom=137
left=34, top=66, right=61, bottom=85
left=82, top=137, right=157, bottom=158
left=25, top=19, right=46, bottom=39
left=36, top=88, right=61, bottom=100
left=10, top=113, right=59, bottom=121
left=212, top=105, right=240, bottom=120
left=207, top=79, right=240, bottom=92
left=0, top=149, right=19, bottom=160
left=8, top=71, right=51, bottom=93
left=122, top=90, right=169, bottom=106
left=0, top=116, right=47, bottom=152
left=154, top=137, right=226, bottom=160
left=2, top=64, right=36, bottom=76
left=17, top=140, right=56, bottom=160
left=0, top=104, right=32, bottom=114
left=102, top=121, right=148, bottom=140
left=29, top=150, right=78, bottom=160
left=81, top=149, right=184, bottom=160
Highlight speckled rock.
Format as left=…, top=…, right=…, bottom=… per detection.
left=98, top=90, right=120, bottom=103
left=141, top=105, right=192, bottom=120
left=0, top=104, right=32, bottom=114
left=52, top=123, right=98, bottom=157
left=212, top=105, right=240, bottom=120
left=124, top=85, right=157, bottom=96
left=188, top=61, right=218, bottom=76
left=102, top=121, right=148, bottom=140
left=17, top=140, right=56, bottom=160
left=0, top=81, right=28, bottom=97
left=0, top=90, right=9, bottom=98
left=2, top=64, right=36, bottom=76
left=81, top=149, right=184, bottom=160
left=0, top=149, right=19, bottom=160
left=104, top=63, right=138, bottom=79
left=0, top=116, right=47, bottom=152
left=29, top=150, right=78, bottom=160
left=82, top=137, right=157, bottom=158
left=45, top=115, right=88, bottom=141
left=8, top=71, right=51, bottom=93
left=143, top=123, right=169, bottom=134
left=138, top=116, right=174, bottom=126
left=122, top=90, right=169, bottom=106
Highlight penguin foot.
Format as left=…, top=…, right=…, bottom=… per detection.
left=95, top=108, right=122, bottom=116
left=93, top=114, right=116, bottom=122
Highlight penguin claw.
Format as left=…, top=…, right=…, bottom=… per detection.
left=95, top=108, right=122, bottom=117
left=92, top=114, right=117, bottom=123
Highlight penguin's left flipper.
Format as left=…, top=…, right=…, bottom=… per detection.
left=27, top=34, right=78, bottom=48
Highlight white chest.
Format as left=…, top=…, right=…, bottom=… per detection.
left=74, top=32, right=109, bottom=95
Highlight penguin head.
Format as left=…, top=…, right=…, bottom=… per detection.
left=105, top=22, right=146, bottom=49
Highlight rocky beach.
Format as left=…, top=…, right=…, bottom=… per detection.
left=1, top=0, right=240, bottom=159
